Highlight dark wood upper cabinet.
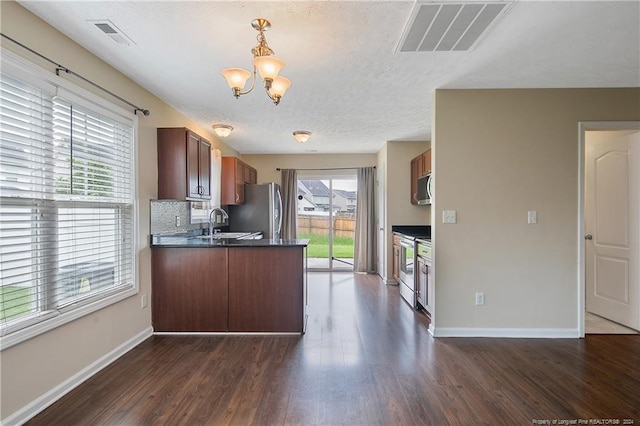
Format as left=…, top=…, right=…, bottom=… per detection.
left=221, top=156, right=257, bottom=205
left=157, top=127, right=212, bottom=200
left=410, top=148, right=431, bottom=205
left=422, top=149, right=431, bottom=175
left=411, top=156, right=420, bottom=205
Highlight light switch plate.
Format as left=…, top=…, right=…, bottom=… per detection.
left=443, top=210, right=457, bottom=224
left=528, top=210, right=537, bottom=224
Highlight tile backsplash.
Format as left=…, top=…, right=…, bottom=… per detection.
left=150, top=200, right=203, bottom=235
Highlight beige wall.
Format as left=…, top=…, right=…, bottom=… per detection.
left=432, top=88, right=640, bottom=334
left=378, top=141, right=431, bottom=282
left=0, top=2, right=239, bottom=420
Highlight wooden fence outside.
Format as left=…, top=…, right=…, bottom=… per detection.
left=298, top=214, right=355, bottom=238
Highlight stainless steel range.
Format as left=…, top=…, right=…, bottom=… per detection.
left=393, top=226, right=431, bottom=308
left=398, top=235, right=416, bottom=307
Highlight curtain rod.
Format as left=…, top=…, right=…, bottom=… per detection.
left=276, top=166, right=375, bottom=171
left=1, top=33, right=150, bottom=117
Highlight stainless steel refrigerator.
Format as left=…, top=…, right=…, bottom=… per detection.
left=229, top=183, right=282, bottom=239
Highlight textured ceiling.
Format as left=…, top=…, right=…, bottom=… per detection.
left=15, top=1, right=640, bottom=154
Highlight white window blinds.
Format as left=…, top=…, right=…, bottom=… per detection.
left=0, top=63, right=136, bottom=339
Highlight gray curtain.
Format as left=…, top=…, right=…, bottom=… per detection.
left=280, top=169, right=298, bottom=239
left=354, top=166, right=376, bottom=273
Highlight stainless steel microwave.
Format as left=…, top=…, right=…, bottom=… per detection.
left=417, top=173, right=432, bottom=205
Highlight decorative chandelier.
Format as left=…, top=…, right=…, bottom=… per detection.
left=220, top=18, right=291, bottom=105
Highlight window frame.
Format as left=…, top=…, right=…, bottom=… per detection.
left=0, top=48, right=139, bottom=351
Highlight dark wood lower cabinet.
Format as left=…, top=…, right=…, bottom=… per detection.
left=151, top=248, right=228, bottom=332
left=152, top=246, right=305, bottom=333
left=228, top=247, right=304, bottom=332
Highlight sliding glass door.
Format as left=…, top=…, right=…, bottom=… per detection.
left=297, top=173, right=357, bottom=271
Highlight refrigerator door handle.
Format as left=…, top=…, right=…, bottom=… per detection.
left=277, top=188, right=283, bottom=236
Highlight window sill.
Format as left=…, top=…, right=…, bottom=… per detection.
left=0, top=287, right=138, bottom=351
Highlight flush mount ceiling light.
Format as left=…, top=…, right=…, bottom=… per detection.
left=293, top=131, right=311, bottom=143
left=212, top=124, right=233, bottom=138
left=220, top=18, right=291, bottom=106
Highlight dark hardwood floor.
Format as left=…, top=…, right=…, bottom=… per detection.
left=27, top=272, right=639, bottom=425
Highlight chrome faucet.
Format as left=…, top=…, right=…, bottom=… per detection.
left=208, top=207, right=229, bottom=236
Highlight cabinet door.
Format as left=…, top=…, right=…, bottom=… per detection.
left=157, top=128, right=188, bottom=200
left=228, top=247, right=303, bottom=332
left=422, top=149, right=431, bottom=175
left=392, top=245, right=400, bottom=281
left=152, top=248, right=228, bottom=331
left=221, top=157, right=257, bottom=204
left=426, top=260, right=433, bottom=314
left=187, top=132, right=201, bottom=198
left=416, top=256, right=427, bottom=309
left=235, top=161, right=245, bottom=204
left=198, top=138, right=211, bottom=198
left=221, top=157, right=241, bottom=205
left=410, top=157, right=419, bottom=205
left=243, top=161, right=253, bottom=183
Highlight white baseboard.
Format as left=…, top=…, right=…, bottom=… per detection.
left=430, top=327, right=580, bottom=338
left=3, top=326, right=153, bottom=426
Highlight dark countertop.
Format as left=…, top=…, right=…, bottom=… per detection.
left=416, top=238, right=432, bottom=245
left=392, top=225, right=431, bottom=239
left=151, top=234, right=309, bottom=248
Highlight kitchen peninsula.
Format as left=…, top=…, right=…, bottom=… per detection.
left=151, top=235, right=309, bottom=334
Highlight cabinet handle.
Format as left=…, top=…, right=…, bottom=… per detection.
left=236, top=193, right=240, bottom=202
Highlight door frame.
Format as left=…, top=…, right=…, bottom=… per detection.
left=578, top=121, right=640, bottom=337
left=297, top=172, right=357, bottom=272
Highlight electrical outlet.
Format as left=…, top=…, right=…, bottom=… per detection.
left=528, top=210, right=537, bottom=224
left=475, top=292, right=485, bottom=306
left=141, top=293, right=148, bottom=308
left=443, top=210, right=457, bottom=224
left=175, top=215, right=181, bottom=227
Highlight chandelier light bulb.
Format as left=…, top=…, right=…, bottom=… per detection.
left=221, top=68, right=252, bottom=96
left=269, top=76, right=292, bottom=103
left=253, top=56, right=285, bottom=81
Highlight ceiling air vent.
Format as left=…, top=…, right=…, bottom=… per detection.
left=396, top=2, right=511, bottom=52
left=88, top=20, right=135, bottom=46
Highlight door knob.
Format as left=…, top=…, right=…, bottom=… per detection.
left=585, top=234, right=593, bottom=240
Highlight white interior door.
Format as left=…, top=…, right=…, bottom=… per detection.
left=585, top=130, right=640, bottom=330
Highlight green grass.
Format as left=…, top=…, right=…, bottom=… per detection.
left=299, top=233, right=354, bottom=258
left=0, top=285, right=32, bottom=322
